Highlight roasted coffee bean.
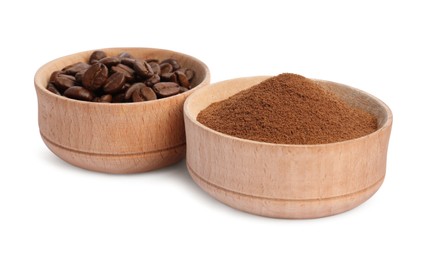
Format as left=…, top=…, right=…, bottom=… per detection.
left=94, top=94, right=113, bottom=103
left=64, top=86, right=94, bottom=101
left=89, top=50, right=106, bottom=64
left=174, top=70, right=191, bottom=88
left=185, top=69, right=195, bottom=81
left=82, top=63, right=108, bottom=91
left=134, top=60, right=154, bottom=78
left=142, top=86, right=157, bottom=101
left=148, top=61, right=161, bottom=74
left=111, top=64, right=135, bottom=81
left=63, top=62, right=90, bottom=75
left=54, top=74, right=76, bottom=91
left=160, top=58, right=180, bottom=71
left=179, top=86, right=189, bottom=93
left=112, top=93, right=128, bottom=103
left=160, top=63, right=173, bottom=75
left=125, top=83, right=146, bottom=100
left=99, top=56, right=121, bottom=67
left=169, top=73, right=178, bottom=83
left=118, top=52, right=133, bottom=59
left=49, top=70, right=61, bottom=83
left=145, top=74, right=161, bottom=87
left=103, top=72, right=126, bottom=94
left=132, top=85, right=157, bottom=102
left=160, top=72, right=174, bottom=82
left=47, top=83, right=61, bottom=95
left=153, top=82, right=180, bottom=97
left=75, top=69, right=87, bottom=83
left=120, top=57, right=136, bottom=67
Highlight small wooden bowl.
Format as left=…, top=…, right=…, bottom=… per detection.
left=35, top=48, right=210, bottom=173
left=184, top=76, right=392, bottom=218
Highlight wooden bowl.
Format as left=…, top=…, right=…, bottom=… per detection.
left=184, top=76, right=392, bottom=218
left=35, top=47, right=210, bottom=173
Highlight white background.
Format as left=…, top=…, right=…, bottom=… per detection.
left=1, top=0, right=424, bottom=259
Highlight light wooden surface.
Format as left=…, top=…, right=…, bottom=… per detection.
left=184, top=76, right=392, bottom=218
left=35, top=48, right=210, bottom=173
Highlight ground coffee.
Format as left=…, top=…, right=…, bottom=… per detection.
left=197, top=73, right=377, bottom=144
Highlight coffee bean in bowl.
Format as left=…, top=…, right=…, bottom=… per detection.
left=35, top=48, right=210, bottom=173
left=47, top=50, right=198, bottom=103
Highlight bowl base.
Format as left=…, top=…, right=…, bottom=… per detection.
left=42, top=134, right=186, bottom=174
left=187, top=162, right=384, bottom=219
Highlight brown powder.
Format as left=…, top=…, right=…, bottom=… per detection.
left=197, top=73, right=378, bottom=144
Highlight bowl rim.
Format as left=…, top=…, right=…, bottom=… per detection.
left=184, top=75, right=393, bottom=148
left=34, top=47, right=211, bottom=107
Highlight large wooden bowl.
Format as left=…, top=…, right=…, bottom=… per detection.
left=35, top=48, right=210, bottom=173
left=184, top=76, right=392, bottom=218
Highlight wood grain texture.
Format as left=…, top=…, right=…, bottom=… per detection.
left=184, top=76, right=392, bottom=218
left=35, top=48, right=210, bottom=173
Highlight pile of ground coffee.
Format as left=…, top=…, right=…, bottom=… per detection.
left=197, top=73, right=377, bottom=144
